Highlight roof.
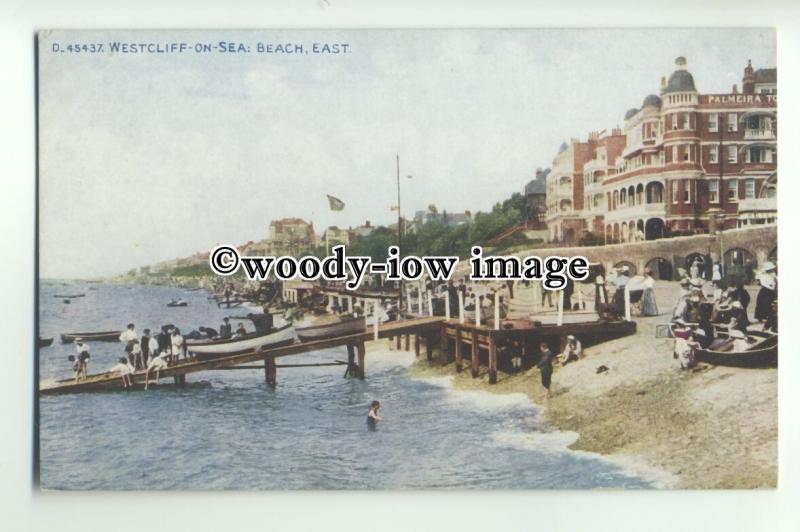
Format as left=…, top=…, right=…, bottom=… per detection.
left=664, top=69, right=696, bottom=93
left=270, top=218, right=311, bottom=227
left=525, top=177, right=546, bottom=195
left=624, top=107, right=639, bottom=120
left=642, top=94, right=662, bottom=108
left=754, top=68, right=777, bottom=84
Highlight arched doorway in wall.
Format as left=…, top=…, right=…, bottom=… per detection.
left=684, top=253, right=709, bottom=279
left=614, top=261, right=637, bottom=275
left=645, top=257, right=674, bottom=280
left=644, top=218, right=665, bottom=240
left=636, top=183, right=644, bottom=205
left=613, top=223, right=620, bottom=242
left=621, top=222, right=629, bottom=242
left=723, top=248, right=756, bottom=283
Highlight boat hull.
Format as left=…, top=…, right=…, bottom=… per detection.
left=695, top=333, right=778, bottom=368
left=187, top=325, right=295, bottom=358
left=60, top=331, right=122, bottom=343
left=39, top=337, right=54, bottom=347
left=296, top=317, right=366, bottom=342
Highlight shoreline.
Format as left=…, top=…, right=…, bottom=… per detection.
left=407, top=316, right=777, bottom=489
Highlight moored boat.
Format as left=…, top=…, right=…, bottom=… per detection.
left=60, top=331, right=122, bottom=343
left=54, top=293, right=85, bottom=298
left=167, top=300, right=188, bottom=307
left=39, top=337, right=54, bottom=347
left=296, top=317, right=366, bottom=342
left=186, top=324, right=295, bottom=358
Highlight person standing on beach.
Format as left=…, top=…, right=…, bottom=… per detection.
left=537, top=342, right=556, bottom=399
left=367, top=400, right=382, bottom=431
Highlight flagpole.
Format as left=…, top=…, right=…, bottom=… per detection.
left=396, top=154, right=404, bottom=317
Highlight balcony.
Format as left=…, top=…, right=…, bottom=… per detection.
left=738, top=197, right=777, bottom=212
left=744, top=128, right=776, bottom=141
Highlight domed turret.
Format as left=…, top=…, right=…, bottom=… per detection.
left=663, top=56, right=696, bottom=93
left=624, top=107, right=639, bottom=120
left=641, top=94, right=662, bottom=109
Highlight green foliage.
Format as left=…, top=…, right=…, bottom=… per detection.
left=346, top=191, right=531, bottom=259
left=169, top=262, right=214, bottom=277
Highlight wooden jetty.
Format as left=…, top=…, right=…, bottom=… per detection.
left=40, top=316, right=444, bottom=394
left=40, top=279, right=639, bottom=395
left=438, top=318, right=636, bottom=384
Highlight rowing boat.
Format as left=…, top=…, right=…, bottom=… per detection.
left=186, top=324, right=295, bottom=358
left=167, top=301, right=188, bottom=307
left=39, top=337, right=54, bottom=347
left=60, top=331, right=122, bottom=343
left=296, top=317, right=366, bottom=342
left=695, top=330, right=777, bottom=368
left=54, top=294, right=85, bottom=298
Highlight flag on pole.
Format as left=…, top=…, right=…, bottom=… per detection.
left=326, top=194, right=345, bottom=211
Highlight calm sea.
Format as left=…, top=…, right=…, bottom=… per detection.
left=38, top=281, right=649, bottom=489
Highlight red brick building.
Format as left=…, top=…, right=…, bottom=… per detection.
left=547, top=57, right=777, bottom=245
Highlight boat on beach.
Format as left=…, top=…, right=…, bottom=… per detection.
left=695, top=329, right=777, bottom=368
left=39, top=337, right=54, bottom=347
left=167, top=300, right=188, bottom=307
left=60, top=331, right=122, bottom=343
left=186, top=324, right=295, bottom=358
left=296, top=317, right=367, bottom=342
left=54, top=293, right=85, bottom=298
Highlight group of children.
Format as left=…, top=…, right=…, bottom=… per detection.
left=66, top=322, right=188, bottom=389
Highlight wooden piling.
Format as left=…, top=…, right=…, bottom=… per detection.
left=454, top=328, right=463, bottom=372
left=346, top=344, right=356, bottom=378
left=439, top=327, right=449, bottom=365
left=414, top=334, right=421, bottom=358
left=396, top=335, right=401, bottom=350
left=488, top=334, right=497, bottom=385
left=426, top=333, right=434, bottom=361
left=356, top=342, right=366, bottom=380
left=404, top=334, right=410, bottom=351
left=265, top=356, right=277, bottom=388
left=470, top=332, right=479, bottom=378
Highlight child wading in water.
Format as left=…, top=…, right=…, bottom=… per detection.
left=367, top=400, right=382, bottom=431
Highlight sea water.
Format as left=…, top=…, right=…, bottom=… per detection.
left=38, top=281, right=650, bottom=489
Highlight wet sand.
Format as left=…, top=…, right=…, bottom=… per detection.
left=409, top=282, right=777, bottom=489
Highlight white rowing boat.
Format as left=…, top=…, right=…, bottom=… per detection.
left=186, top=324, right=295, bottom=358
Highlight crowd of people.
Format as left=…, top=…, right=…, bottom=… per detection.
left=671, top=260, right=777, bottom=369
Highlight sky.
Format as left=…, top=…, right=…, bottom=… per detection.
left=37, top=28, right=775, bottom=279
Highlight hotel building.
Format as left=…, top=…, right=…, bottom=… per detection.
left=546, top=57, right=777, bottom=245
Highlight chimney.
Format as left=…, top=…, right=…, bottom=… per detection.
left=742, top=59, right=755, bottom=94
left=732, top=83, right=738, bottom=94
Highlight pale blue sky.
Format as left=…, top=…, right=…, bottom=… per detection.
left=38, top=28, right=775, bottom=278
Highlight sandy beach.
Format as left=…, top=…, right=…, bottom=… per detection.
left=409, top=281, right=777, bottom=489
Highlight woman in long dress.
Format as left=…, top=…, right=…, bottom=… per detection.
left=754, top=262, right=777, bottom=322
left=640, top=269, right=659, bottom=316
